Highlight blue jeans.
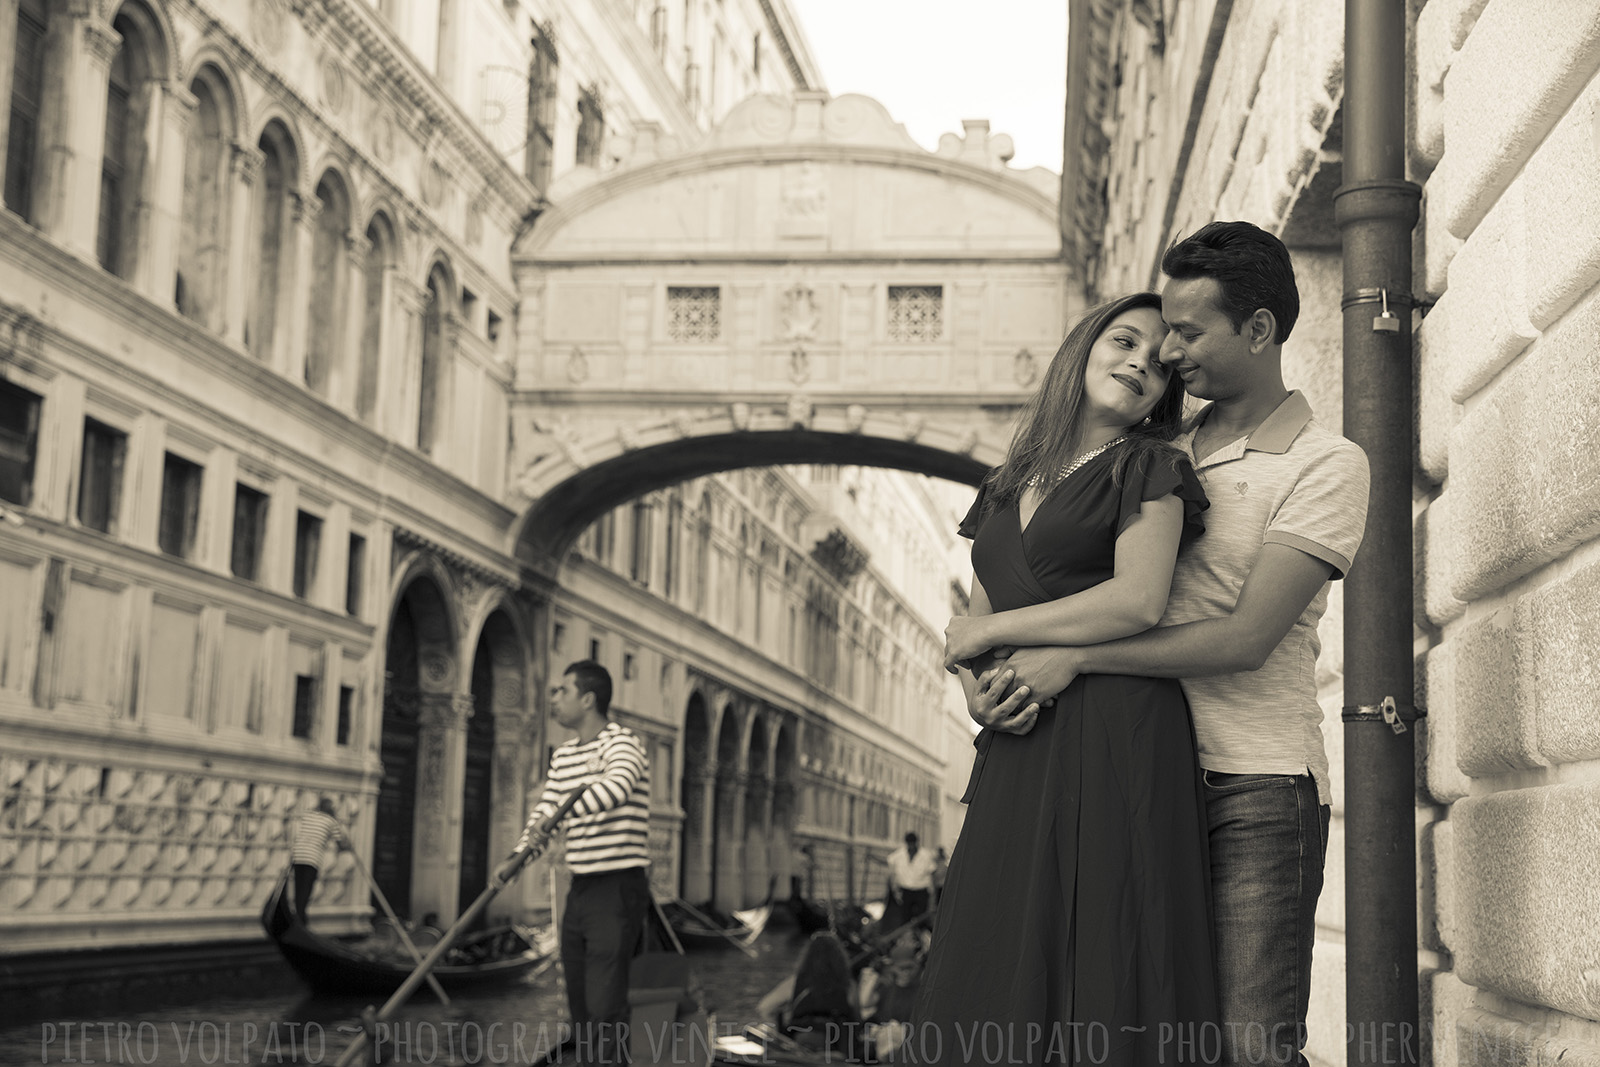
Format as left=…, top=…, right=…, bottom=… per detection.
left=1204, top=771, right=1330, bottom=1067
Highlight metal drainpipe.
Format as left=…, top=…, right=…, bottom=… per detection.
left=1333, top=1, right=1422, bottom=1062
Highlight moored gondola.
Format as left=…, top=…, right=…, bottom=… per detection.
left=259, top=871, right=549, bottom=996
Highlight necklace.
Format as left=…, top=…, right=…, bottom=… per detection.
left=1025, top=434, right=1128, bottom=490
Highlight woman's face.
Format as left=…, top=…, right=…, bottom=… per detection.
left=1081, top=306, right=1173, bottom=428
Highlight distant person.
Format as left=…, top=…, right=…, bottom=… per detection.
left=930, top=847, right=948, bottom=904
left=986, top=223, right=1371, bottom=1065
left=290, top=797, right=347, bottom=920
left=497, top=659, right=650, bottom=1067
left=914, top=292, right=1217, bottom=1064
left=882, top=832, right=935, bottom=931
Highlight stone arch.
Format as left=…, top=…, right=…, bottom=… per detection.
left=772, top=719, right=799, bottom=898
left=679, top=688, right=712, bottom=903
left=179, top=48, right=246, bottom=134
left=710, top=700, right=745, bottom=912
left=356, top=209, right=399, bottom=423
left=306, top=165, right=353, bottom=397
left=105, top=0, right=177, bottom=83
left=373, top=568, right=459, bottom=916
left=98, top=1, right=169, bottom=279
left=417, top=257, right=456, bottom=456
left=176, top=61, right=236, bottom=331
left=459, top=604, right=526, bottom=927
left=742, top=712, right=771, bottom=904
left=247, top=117, right=300, bottom=361
left=511, top=423, right=994, bottom=572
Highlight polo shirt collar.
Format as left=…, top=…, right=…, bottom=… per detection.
left=1189, top=390, right=1313, bottom=457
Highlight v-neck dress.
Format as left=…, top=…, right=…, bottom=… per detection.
left=912, top=445, right=1218, bottom=1065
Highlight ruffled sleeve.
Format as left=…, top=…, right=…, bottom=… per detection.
left=956, top=477, right=994, bottom=540
left=1117, top=446, right=1209, bottom=546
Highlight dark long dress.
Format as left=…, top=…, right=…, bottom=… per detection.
left=912, top=445, right=1217, bottom=1066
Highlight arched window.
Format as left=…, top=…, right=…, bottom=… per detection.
left=177, top=68, right=233, bottom=329
left=357, top=213, right=394, bottom=422
left=98, top=4, right=161, bottom=278
left=417, top=264, right=454, bottom=455
left=305, top=170, right=350, bottom=396
left=249, top=122, right=295, bottom=360
left=4, top=0, right=49, bottom=222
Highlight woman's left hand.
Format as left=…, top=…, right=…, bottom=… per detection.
left=944, top=616, right=995, bottom=672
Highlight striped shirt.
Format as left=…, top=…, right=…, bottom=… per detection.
left=290, top=811, right=344, bottom=868
left=523, top=721, right=650, bottom=875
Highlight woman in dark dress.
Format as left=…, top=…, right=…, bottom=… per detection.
left=911, top=292, right=1217, bottom=1065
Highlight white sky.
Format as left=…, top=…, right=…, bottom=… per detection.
left=790, top=0, right=1068, bottom=174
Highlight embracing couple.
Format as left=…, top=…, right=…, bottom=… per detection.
left=912, top=222, right=1370, bottom=1066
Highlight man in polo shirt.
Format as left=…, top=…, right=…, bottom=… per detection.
left=500, top=659, right=651, bottom=1067
left=979, top=221, right=1370, bottom=1066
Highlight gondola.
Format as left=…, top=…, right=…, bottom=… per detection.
left=659, top=898, right=773, bottom=951
left=260, top=871, right=549, bottom=996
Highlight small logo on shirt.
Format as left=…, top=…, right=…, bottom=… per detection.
left=1235, top=481, right=1249, bottom=495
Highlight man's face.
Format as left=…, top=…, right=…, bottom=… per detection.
left=1159, top=276, right=1255, bottom=401
left=548, top=673, right=587, bottom=730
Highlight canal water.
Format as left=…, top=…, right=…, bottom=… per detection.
left=2, top=932, right=811, bottom=1067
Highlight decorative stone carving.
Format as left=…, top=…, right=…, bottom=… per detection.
left=419, top=651, right=456, bottom=691
left=845, top=404, right=868, bottom=432
left=371, top=111, right=397, bottom=164
left=465, top=198, right=485, bottom=246
left=83, top=20, right=124, bottom=67
left=566, top=347, right=588, bottom=383
left=788, top=346, right=809, bottom=384
left=250, top=0, right=287, bottom=55
left=780, top=284, right=819, bottom=341
left=319, top=55, right=347, bottom=116
left=230, top=142, right=265, bottom=185
left=786, top=394, right=812, bottom=430
left=1013, top=347, right=1038, bottom=386
left=778, top=164, right=827, bottom=238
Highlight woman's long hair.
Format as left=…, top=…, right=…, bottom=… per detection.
left=984, top=291, right=1186, bottom=515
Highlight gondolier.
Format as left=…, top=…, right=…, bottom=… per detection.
left=497, top=659, right=650, bottom=1067
left=290, top=797, right=348, bottom=920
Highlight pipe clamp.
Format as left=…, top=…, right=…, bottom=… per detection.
left=1342, top=695, right=1424, bottom=734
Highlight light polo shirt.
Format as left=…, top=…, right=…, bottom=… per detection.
left=1163, top=391, right=1370, bottom=805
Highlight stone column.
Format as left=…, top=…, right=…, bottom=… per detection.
left=336, top=229, right=370, bottom=413
left=432, top=311, right=461, bottom=467
left=47, top=14, right=119, bottom=256
left=411, top=691, right=470, bottom=923
left=713, top=772, right=747, bottom=913
left=680, top=768, right=715, bottom=904
left=771, top=781, right=796, bottom=897
left=743, top=775, right=773, bottom=905
left=223, top=141, right=263, bottom=347
left=141, top=80, right=196, bottom=304
left=281, top=189, right=321, bottom=384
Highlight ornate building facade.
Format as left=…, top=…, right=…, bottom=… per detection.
left=0, top=0, right=1021, bottom=991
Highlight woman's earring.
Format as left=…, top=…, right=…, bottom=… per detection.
left=1142, top=415, right=1152, bottom=426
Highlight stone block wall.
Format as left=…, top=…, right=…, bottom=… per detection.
left=1414, top=0, right=1600, bottom=1055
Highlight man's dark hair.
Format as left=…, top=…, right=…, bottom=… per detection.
left=1162, top=220, right=1300, bottom=343
left=905, top=831, right=919, bottom=846
left=564, top=659, right=613, bottom=716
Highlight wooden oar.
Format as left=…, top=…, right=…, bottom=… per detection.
left=669, top=896, right=759, bottom=957
left=333, top=788, right=586, bottom=1067
left=847, top=908, right=936, bottom=968
left=345, top=845, right=450, bottom=1005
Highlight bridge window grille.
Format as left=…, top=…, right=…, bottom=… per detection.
left=887, top=285, right=943, bottom=342
left=667, top=286, right=720, bottom=342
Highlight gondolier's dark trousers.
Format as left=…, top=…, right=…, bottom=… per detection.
left=292, top=863, right=320, bottom=918
left=562, top=865, right=650, bottom=1065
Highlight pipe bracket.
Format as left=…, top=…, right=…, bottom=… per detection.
left=1342, top=695, right=1424, bottom=734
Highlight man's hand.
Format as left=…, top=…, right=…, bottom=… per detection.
left=968, top=663, right=1039, bottom=736
left=943, top=616, right=995, bottom=673
left=494, top=835, right=547, bottom=886
left=1001, top=646, right=1083, bottom=706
